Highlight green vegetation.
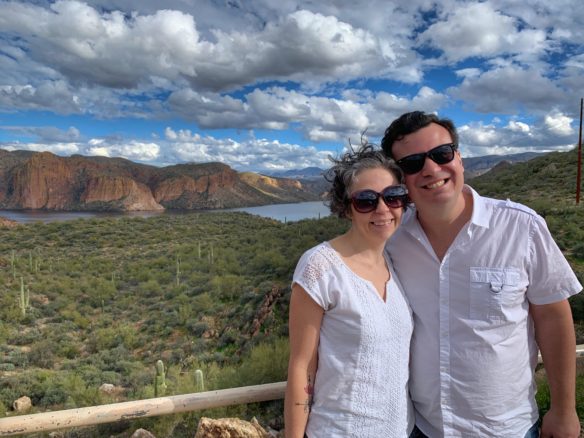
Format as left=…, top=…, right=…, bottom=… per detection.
left=0, top=211, right=348, bottom=436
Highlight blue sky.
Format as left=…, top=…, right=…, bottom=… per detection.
left=1, top=0, right=583, bottom=173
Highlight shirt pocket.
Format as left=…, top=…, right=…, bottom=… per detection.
left=469, top=267, right=525, bottom=321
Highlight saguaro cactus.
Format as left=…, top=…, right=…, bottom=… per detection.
left=194, top=369, right=205, bottom=392
left=154, top=360, right=167, bottom=397
left=10, top=250, right=15, bottom=279
left=175, top=255, right=181, bottom=286
left=19, top=277, right=30, bottom=317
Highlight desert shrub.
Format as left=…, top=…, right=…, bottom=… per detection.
left=28, top=340, right=56, bottom=368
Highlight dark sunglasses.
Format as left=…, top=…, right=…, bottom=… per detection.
left=396, top=143, right=457, bottom=175
left=350, top=185, right=408, bottom=213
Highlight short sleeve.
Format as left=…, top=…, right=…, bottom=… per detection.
left=292, top=245, right=336, bottom=310
left=527, top=214, right=582, bottom=305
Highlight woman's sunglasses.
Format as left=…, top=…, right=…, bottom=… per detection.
left=350, top=185, right=408, bottom=213
left=396, top=143, right=457, bottom=175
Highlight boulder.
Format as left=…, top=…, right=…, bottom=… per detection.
left=130, top=428, right=157, bottom=438
left=194, top=417, right=268, bottom=438
left=98, top=383, right=116, bottom=394
left=13, top=396, right=32, bottom=413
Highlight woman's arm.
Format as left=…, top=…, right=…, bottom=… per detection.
left=284, top=284, right=324, bottom=438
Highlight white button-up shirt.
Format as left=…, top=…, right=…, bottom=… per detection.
left=386, top=186, right=582, bottom=437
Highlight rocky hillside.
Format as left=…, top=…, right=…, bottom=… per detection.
left=0, top=149, right=320, bottom=211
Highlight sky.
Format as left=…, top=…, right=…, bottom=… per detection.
left=0, top=0, right=583, bottom=173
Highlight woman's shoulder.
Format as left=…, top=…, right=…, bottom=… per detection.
left=297, top=241, right=337, bottom=267
left=294, top=241, right=341, bottom=281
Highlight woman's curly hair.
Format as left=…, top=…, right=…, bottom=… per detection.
left=324, top=143, right=406, bottom=219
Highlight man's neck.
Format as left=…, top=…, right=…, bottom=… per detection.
left=416, top=189, right=473, bottom=260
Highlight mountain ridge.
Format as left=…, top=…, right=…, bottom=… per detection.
left=0, top=149, right=320, bottom=212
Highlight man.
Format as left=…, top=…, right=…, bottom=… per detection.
left=381, top=111, right=582, bottom=437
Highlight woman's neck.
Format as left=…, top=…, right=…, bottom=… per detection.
left=329, top=229, right=386, bottom=263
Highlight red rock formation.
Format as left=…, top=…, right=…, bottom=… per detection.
left=0, top=149, right=321, bottom=211
left=9, top=152, right=75, bottom=209
left=81, top=176, right=163, bottom=211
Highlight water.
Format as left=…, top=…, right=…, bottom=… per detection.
left=225, top=201, right=330, bottom=222
left=0, top=201, right=331, bottom=224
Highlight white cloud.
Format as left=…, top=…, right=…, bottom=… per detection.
left=163, top=127, right=333, bottom=172
left=2, top=142, right=80, bottom=155
left=0, top=0, right=582, bottom=168
left=0, top=1, right=420, bottom=93
left=418, top=2, right=548, bottom=63
left=544, top=111, right=573, bottom=136
left=507, top=121, right=530, bottom=133
left=86, top=138, right=160, bottom=161
left=0, top=81, right=80, bottom=114
left=458, top=108, right=577, bottom=156
left=448, top=66, right=566, bottom=114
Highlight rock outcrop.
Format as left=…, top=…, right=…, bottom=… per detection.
left=13, top=396, right=32, bottom=413
left=194, top=417, right=269, bottom=438
left=81, top=176, right=163, bottom=211
left=0, top=149, right=321, bottom=212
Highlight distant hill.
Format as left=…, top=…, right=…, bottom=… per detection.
left=0, top=149, right=321, bottom=212
left=468, top=148, right=580, bottom=207
left=463, top=151, right=543, bottom=178
left=268, top=152, right=543, bottom=182
left=262, top=167, right=324, bottom=180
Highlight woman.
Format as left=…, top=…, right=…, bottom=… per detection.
left=284, top=144, right=414, bottom=437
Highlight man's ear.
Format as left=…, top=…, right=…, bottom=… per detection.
left=457, top=151, right=464, bottom=170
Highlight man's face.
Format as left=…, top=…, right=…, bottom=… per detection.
left=391, top=123, right=465, bottom=213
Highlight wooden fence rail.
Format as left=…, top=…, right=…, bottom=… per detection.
left=0, top=381, right=287, bottom=437
left=0, top=345, right=583, bottom=437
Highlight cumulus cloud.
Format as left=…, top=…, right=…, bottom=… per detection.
left=2, top=142, right=81, bottom=155
left=0, top=0, right=582, bottom=169
left=0, top=1, right=418, bottom=93
left=458, top=109, right=576, bottom=156
left=0, top=81, right=81, bottom=114
left=544, top=111, right=573, bottom=136
left=448, top=66, right=567, bottom=114
left=167, top=85, right=448, bottom=143
left=86, top=138, right=161, bottom=161
left=163, top=127, right=333, bottom=172
left=418, top=2, right=548, bottom=63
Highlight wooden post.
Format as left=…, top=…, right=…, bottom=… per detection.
left=577, top=97, right=582, bottom=204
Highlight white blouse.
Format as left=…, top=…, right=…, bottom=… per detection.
left=292, top=242, right=414, bottom=438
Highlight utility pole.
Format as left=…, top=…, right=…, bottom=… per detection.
left=577, top=97, right=582, bottom=204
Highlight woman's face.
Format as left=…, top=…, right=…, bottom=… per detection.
left=347, top=167, right=404, bottom=244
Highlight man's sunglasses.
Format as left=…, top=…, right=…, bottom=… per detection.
left=396, top=143, right=457, bottom=175
left=350, top=185, right=408, bottom=213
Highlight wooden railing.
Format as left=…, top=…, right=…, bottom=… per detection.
left=0, top=345, right=583, bottom=437
left=0, top=382, right=287, bottom=437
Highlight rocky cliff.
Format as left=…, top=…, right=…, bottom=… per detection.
left=0, top=149, right=321, bottom=211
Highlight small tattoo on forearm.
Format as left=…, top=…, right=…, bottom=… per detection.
left=295, top=374, right=314, bottom=413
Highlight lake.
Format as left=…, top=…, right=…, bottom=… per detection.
left=0, top=201, right=331, bottom=224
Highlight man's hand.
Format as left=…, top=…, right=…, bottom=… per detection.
left=540, top=407, right=581, bottom=438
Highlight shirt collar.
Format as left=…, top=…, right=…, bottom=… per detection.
left=466, top=185, right=490, bottom=229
